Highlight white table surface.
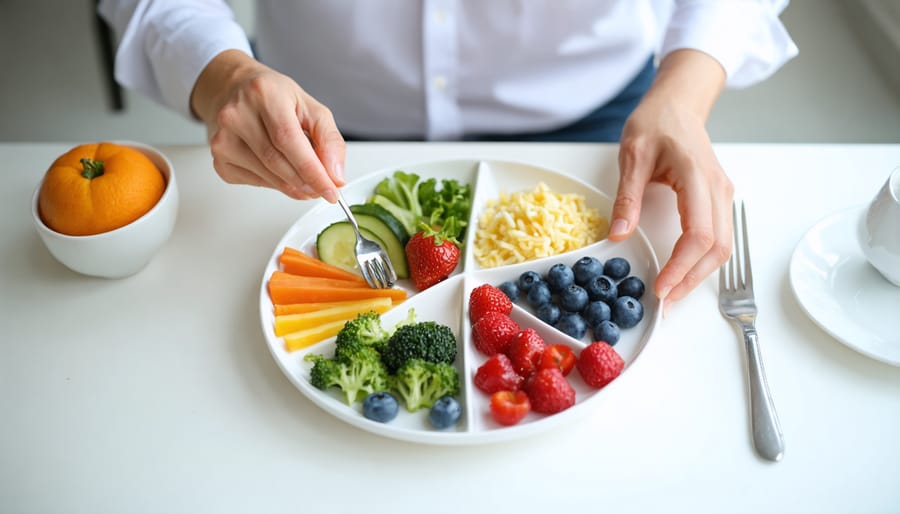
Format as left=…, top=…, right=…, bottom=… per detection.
left=2, top=142, right=899, bottom=514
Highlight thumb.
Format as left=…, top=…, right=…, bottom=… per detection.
left=609, top=145, right=652, bottom=242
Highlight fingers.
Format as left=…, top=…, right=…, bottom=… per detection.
left=207, top=68, right=346, bottom=202
left=302, top=102, right=347, bottom=189
left=258, top=92, right=341, bottom=203
left=610, top=137, right=653, bottom=241
left=655, top=157, right=734, bottom=303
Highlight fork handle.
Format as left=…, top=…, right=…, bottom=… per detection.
left=743, top=328, right=785, bottom=462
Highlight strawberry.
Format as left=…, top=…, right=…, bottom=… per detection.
left=489, top=390, right=531, bottom=426
left=523, top=367, right=576, bottom=414
left=505, top=328, right=545, bottom=377
left=538, top=343, right=577, bottom=376
left=472, top=311, right=520, bottom=356
left=468, top=283, right=513, bottom=323
left=405, top=222, right=461, bottom=291
left=576, top=341, right=624, bottom=388
left=474, top=353, right=523, bottom=394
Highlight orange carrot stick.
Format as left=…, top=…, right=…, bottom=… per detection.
left=269, top=271, right=371, bottom=289
left=277, top=248, right=367, bottom=284
left=268, top=281, right=406, bottom=305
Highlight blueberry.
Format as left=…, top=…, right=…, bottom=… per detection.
left=429, top=396, right=461, bottom=429
left=617, top=276, right=645, bottom=300
left=555, top=312, right=587, bottom=340
left=572, top=256, right=604, bottom=286
left=603, top=257, right=631, bottom=280
left=582, top=300, right=611, bottom=328
left=545, top=263, right=575, bottom=293
left=593, top=320, right=621, bottom=346
left=536, top=302, right=561, bottom=325
left=362, top=392, right=399, bottom=423
left=558, top=284, right=589, bottom=313
left=498, top=280, right=520, bottom=302
left=585, top=275, right=618, bottom=305
left=518, top=271, right=543, bottom=292
left=527, top=281, right=552, bottom=308
left=611, top=296, right=644, bottom=329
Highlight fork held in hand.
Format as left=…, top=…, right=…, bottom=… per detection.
left=718, top=201, right=785, bottom=462
left=336, top=191, right=397, bottom=289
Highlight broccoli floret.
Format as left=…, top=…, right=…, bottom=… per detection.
left=381, top=321, right=457, bottom=374
left=304, top=344, right=389, bottom=405
left=335, top=311, right=391, bottom=354
left=391, top=359, right=460, bottom=412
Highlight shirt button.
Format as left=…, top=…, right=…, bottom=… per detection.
left=434, top=9, right=448, bottom=24
left=433, top=75, right=447, bottom=90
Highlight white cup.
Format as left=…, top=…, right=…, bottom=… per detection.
left=858, top=166, right=900, bottom=286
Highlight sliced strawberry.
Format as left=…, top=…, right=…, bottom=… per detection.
left=474, top=353, right=523, bottom=394
left=539, top=343, right=577, bottom=376
left=505, top=328, right=545, bottom=377
left=471, top=311, right=520, bottom=356
left=489, top=390, right=531, bottom=426
left=468, top=283, right=513, bottom=323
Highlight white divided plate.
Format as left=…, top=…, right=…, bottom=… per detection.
left=259, top=159, right=662, bottom=444
left=789, top=206, right=900, bottom=366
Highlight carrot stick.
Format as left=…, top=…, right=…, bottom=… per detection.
left=283, top=319, right=349, bottom=352
left=275, top=298, right=391, bottom=316
left=268, top=281, right=406, bottom=305
left=274, top=297, right=392, bottom=336
left=277, top=248, right=367, bottom=284
left=269, top=271, right=371, bottom=289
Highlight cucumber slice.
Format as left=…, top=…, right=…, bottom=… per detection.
left=315, top=221, right=409, bottom=279
left=350, top=203, right=410, bottom=243
left=348, top=204, right=410, bottom=279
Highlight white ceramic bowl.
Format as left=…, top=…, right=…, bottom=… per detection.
left=32, top=141, right=179, bottom=278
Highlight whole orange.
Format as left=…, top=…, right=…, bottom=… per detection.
left=38, top=142, right=166, bottom=236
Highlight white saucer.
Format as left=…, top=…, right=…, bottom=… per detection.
left=789, top=206, right=900, bottom=366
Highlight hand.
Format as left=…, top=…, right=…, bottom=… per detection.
left=609, top=50, right=733, bottom=304
left=190, top=50, right=346, bottom=202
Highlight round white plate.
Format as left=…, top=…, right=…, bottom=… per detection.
left=789, top=206, right=900, bottom=366
left=259, top=159, right=662, bottom=444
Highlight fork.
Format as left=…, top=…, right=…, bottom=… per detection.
left=718, top=201, right=785, bottom=462
left=336, top=191, right=397, bottom=289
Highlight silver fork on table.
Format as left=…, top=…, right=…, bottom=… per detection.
left=718, top=201, right=785, bottom=462
left=336, top=191, right=397, bottom=289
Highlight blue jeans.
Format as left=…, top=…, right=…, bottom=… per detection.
left=467, top=57, right=656, bottom=143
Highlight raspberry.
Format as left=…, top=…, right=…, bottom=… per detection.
left=504, top=328, right=545, bottom=377
left=468, top=284, right=513, bottom=323
left=576, top=341, right=624, bottom=388
left=472, top=312, right=519, bottom=356
left=474, top=354, right=523, bottom=394
left=523, top=367, right=575, bottom=414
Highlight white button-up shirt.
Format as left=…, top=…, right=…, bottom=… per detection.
left=99, top=0, right=797, bottom=140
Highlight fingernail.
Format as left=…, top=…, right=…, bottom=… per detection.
left=322, top=188, right=338, bottom=203
left=658, top=285, right=671, bottom=300
left=610, top=218, right=628, bottom=237
left=333, top=162, right=345, bottom=182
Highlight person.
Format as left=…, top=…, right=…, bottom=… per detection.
left=98, top=1, right=797, bottom=303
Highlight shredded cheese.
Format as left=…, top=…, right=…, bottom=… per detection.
left=473, top=182, right=609, bottom=268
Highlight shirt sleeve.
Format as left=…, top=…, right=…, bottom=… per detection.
left=659, top=0, right=799, bottom=88
left=98, top=0, right=254, bottom=119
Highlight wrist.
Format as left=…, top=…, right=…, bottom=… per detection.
left=190, top=49, right=262, bottom=123
left=643, top=49, right=726, bottom=122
